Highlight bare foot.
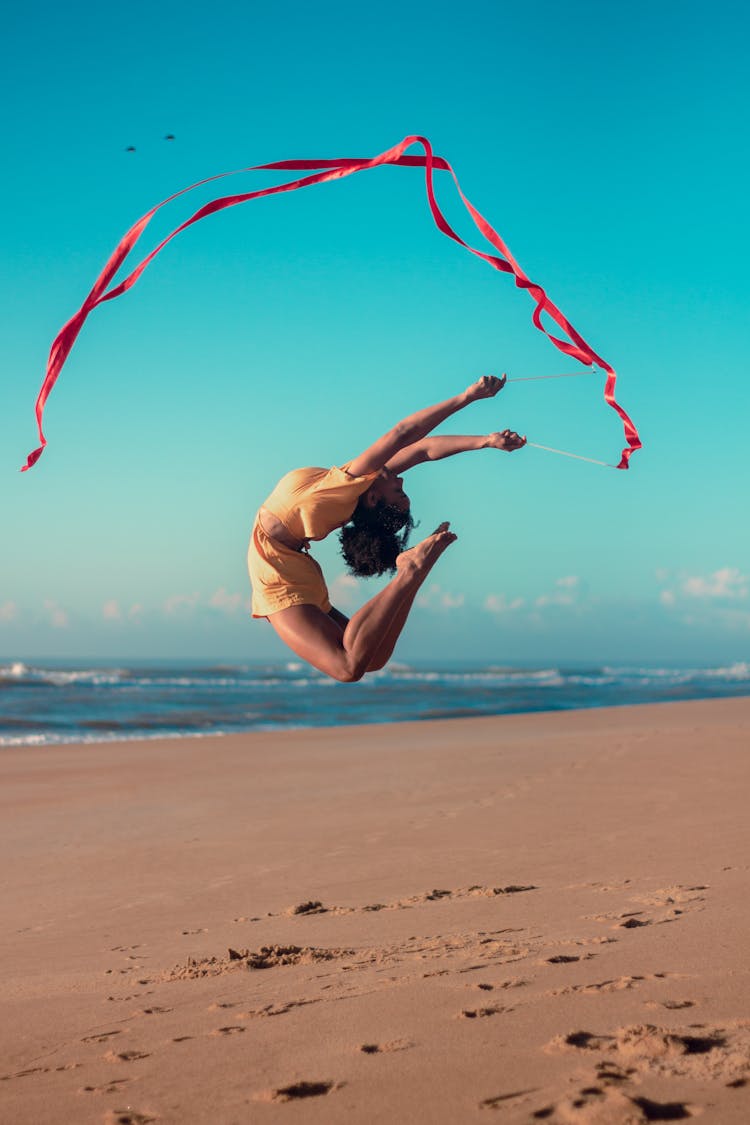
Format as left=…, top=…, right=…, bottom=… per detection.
left=396, top=524, right=457, bottom=576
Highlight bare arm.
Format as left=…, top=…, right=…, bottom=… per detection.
left=345, top=375, right=506, bottom=478
left=387, top=429, right=527, bottom=474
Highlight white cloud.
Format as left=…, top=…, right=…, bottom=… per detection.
left=533, top=576, right=582, bottom=609
left=656, top=567, right=750, bottom=631
left=486, top=577, right=581, bottom=615
left=101, top=600, right=145, bottom=624
left=658, top=567, right=749, bottom=615
left=160, top=589, right=255, bottom=620
left=484, top=593, right=525, bottom=614
left=0, top=601, right=18, bottom=623
left=208, top=587, right=246, bottom=615
left=163, top=592, right=200, bottom=617
left=44, top=600, right=69, bottom=629
left=682, top=568, right=748, bottom=600
left=532, top=580, right=580, bottom=607
left=328, top=572, right=359, bottom=611
left=417, top=583, right=465, bottom=611
left=416, top=584, right=437, bottom=609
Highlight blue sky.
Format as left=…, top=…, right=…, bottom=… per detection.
left=1, top=0, right=748, bottom=664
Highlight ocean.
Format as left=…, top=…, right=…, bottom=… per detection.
left=1, top=659, right=748, bottom=747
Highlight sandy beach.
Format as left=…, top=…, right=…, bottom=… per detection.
left=2, top=697, right=749, bottom=1124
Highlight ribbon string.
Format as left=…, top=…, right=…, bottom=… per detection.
left=506, top=371, right=596, bottom=382
left=526, top=442, right=614, bottom=468
left=22, top=135, right=641, bottom=471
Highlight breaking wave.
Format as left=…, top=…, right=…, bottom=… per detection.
left=1, top=659, right=748, bottom=747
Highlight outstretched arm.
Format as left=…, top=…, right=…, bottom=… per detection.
left=345, top=375, right=506, bottom=477
left=387, top=429, right=526, bottom=474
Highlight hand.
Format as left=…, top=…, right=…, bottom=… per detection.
left=484, top=429, right=527, bottom=452
left=465, top=374, right=506, bottom=402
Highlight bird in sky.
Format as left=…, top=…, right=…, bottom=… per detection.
left=125, top=145, right=136, bottom=153
left=164, top=134, right=175, bottom=141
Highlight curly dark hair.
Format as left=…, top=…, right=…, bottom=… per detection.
left=338, top=497, right=415, bottom=577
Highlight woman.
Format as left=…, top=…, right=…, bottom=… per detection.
left=248, top=374, right=525, bottom=681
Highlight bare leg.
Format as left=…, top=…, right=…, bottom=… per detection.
left=330, top=585, right=422, bottom=673
left=364, top=582, right=422, bottom=672
left=268, top=525, right=456, bottom=682
left=363, top=523, right=452, bottom=670
left=329, top=525, right=454, bottom=672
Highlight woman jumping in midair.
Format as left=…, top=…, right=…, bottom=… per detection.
left=248, top=375, right=525, bottom=681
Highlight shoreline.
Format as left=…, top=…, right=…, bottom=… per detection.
left=3, top=687, right=750, bottom=750
left=3, top=697, right=749, bottom=1123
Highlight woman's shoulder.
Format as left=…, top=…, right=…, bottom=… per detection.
left=331, top=462, right=379, bottom=484
left=267, top=467, right=328, bottom=497
left=267, top=465, right=376, bottom=508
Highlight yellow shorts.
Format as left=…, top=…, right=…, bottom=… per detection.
left=247, top=518, right=331, bottom=619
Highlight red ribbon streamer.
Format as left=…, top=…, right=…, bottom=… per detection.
left=22, top=135, right=641, bottom=471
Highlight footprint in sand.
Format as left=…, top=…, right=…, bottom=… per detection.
left=650, top=999, right=695, bottom=1011
left=637, top=885, right=708, bottom=908
left=480, top=976, right=530, bottom=990
left=460, top=1006, right=507, bottom=1019
left=211, top=1026, right=245, bottom=1036
left=545, top=973, right=679, bottom=998
left=11, top=1063, right=82, bottom=1081
left=239, top=998, right=320, bottom=1019
left=554, top=1030, right=616, bottom=1051
left=1, top=1065, right=51, bottom=1082
left=592, top=1061, right=637, bottom=1084
left=105, top=1111, right=157, bottom=1125
left=587, top=910, right=658, bottom=930
left=265, top=883, right=538, bottom=920
left=104, top=1049, right=150, bottom=1063
left=629, top=1095, right=698, bottom=1120
left=153, top=943, right=357, bottom=983
left=359, top=1039, right=413, bottom=1054
left=521, top=1086, right=699, bottom=1121
left=288, top=900, right=328, bottom=915
left=1, top=1066, right=39, bottom=1081
left=79, top=1078, right=130, bottom=1095
left=547, top=1021, right=750, bottom=1084
left=81, top=1030, right=122, bottom=1044
left=254, top=1080, right=340, bottom=1103
left=479, top=1087, right=539, bottom=1112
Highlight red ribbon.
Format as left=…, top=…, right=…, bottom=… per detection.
left=22, top=135, right=641, bottom=471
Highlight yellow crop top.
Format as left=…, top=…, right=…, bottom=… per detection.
left=261, top=464, right=378, bottom=542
